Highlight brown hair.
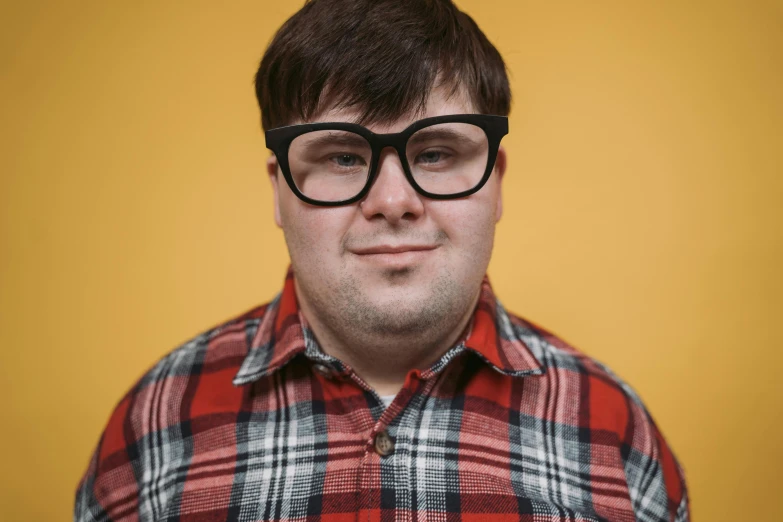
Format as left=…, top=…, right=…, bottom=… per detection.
left=254, top=0, right=511, bottom=131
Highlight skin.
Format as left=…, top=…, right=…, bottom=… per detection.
left=267, top=87, right=506, bottom=396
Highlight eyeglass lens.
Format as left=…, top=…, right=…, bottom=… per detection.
left=287, top=123, right=490, bottom=202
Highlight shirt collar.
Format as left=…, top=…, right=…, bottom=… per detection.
left=459, top=276, right=546, bottom=377
left=233, top=269, right=307, bottom=385
left=233, top=269, right=545, bottom=386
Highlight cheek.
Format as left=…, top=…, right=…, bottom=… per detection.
left=432, top=196, right=498, bottom=251
left=279, top=200, right=352, bottom=261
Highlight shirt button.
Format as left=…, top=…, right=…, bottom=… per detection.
left=374, top=431, right=395, bottom=457
left=312, top=364, right=334, bottom=378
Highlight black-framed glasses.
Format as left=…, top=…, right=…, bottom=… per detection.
left=265, top=114, right=508, bottom=207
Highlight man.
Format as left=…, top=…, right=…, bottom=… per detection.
left=76, top=0, right=689, bottom=520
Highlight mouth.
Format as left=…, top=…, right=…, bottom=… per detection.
left=350, top=244, right=439, bottom=267
left=351, top=244, right=438, bottom=255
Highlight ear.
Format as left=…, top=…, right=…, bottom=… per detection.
left=266, top=154, right=283, bottom=228
left=494, top=145, right=507, bottom=223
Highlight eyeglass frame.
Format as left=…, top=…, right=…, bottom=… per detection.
left=264, top=113, right=509, bottom=207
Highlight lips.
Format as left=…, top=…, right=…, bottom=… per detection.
left=349, top=244, right=439, bottom=268
left=351, top=244, right=438, bottom=255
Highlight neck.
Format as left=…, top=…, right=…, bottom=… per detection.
left=295, top=279, right=479, bottom=396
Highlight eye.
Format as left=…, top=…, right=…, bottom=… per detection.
left=332, top=154, right=364, bottom=167
left=416, top=150, right=449, bottom=164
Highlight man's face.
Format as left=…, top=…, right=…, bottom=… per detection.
left=267, top=87, right=506, bottom=341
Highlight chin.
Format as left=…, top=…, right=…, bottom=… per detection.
left=361, top=261, right=437, bottom=284
left=366, top=282, right=425, bottom=305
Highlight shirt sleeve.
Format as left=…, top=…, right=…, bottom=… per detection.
left=674, top=488, right=691, bottom=522
left=74, top=391, right=142, bottom=522
left=621, top=388, right=690, bottom=522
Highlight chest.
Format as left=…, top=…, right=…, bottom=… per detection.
left=154, top=371, right=635, bottom=522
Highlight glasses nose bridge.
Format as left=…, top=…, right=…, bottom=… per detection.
left=371, top=131, right=409, bottom=174
left=373, top=131, right=407, bottom=156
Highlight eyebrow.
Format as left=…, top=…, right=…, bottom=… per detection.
left=299, top=132, right=369, bottom=149
left=407, top=128, right=479, bottom=147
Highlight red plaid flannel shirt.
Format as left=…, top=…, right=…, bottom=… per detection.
left=76, top=270, right=689, bottom=521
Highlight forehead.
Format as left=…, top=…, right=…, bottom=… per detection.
left=309, top=85, right=477, bottom=134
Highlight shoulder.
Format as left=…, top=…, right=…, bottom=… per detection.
left=506, top=307, right=667, bottom=443
left=116, top=300, right=273, bottom=435
left=505, top=308, right=689, bottom=520
left=506, top=307, right=652, bottom=417
left=75, top=301, right=275, bottom=520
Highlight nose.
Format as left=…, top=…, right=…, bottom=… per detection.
left=359, top=147, right=425, bottom=224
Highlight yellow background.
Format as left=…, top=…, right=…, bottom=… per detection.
left=1, top=1, right=781, bottom=520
